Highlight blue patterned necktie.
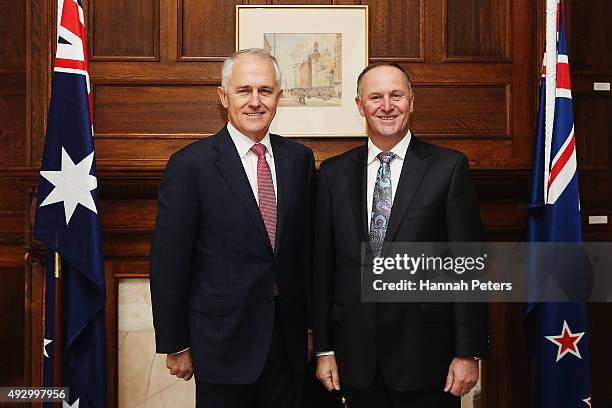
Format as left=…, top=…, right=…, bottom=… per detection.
left=369, top=151, right=396, bottom=257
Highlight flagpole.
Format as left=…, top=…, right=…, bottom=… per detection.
left=544, top=0, right=558, bottom=203
left=53, top=251, right=63, bottom=390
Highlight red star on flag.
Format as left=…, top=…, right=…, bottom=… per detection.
left=582, top=396, right=592, bottom=406
left=545, top=320, right=585, bottom=362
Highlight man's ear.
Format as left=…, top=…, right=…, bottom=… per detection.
left=355, top=95, right=366, bottom=117
left=217, top=86, right=229, bottom=109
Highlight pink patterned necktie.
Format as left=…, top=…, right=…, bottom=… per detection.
left=250, top=143, right=277, bottom=250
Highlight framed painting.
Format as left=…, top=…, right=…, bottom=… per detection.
left=236, top=5, right=368, bottom=137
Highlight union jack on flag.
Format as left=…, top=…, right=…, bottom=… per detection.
left=526, top=0, right=592, bottom=407
left=35, top=0, right=107, bottom=407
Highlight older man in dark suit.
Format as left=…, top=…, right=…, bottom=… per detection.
left=313, top=61, right=488, bottom=408
left=150, top=48, right=315, bottom=408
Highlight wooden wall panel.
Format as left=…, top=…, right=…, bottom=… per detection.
left=580, top=172, right=610, bottom=216
left=0, top=212, right=25, bottom=238
left=0, top=267, right=25, bottom=386
left=479, top=200, right=527, bottom=231
left=102, top=232, right=153, bottom=259
left=93, top=85, right=225, bottom=135
left=0, top=179, right=25, bottom=211
left=570, top=8, right=612, bottom=229
left=0, top=4, right=26, bottom=392
left=566, top=0, right=612, bottom=74
left=574, top=96, right=611, bottom=169
left=99, top=199, right=157, bottom=231
left=89, top=62, right=223, bottom=84
left=0, top=0, right=25, bottom=70
left=411, top=85, right=509, bottom=136
left=0, top=94, right=26, bottom=166
left=29, top=0, right=54, bottom=168
left=366, top=0, right=422, bottom=60
left=94, top=137, right=198, bottom=164
left=0, top=0, right=27, bottom=386
left=588, top=303, right=612, bottom=406
left=91, top=0, right=159, bottom=60
left=446, top=0, right=510, bottom=60
left=179, top=0, right=240, bottom=60
left=421, top=139, right=512, bottom=167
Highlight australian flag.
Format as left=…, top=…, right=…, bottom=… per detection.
left=526, top=0, right=592, bottom=406
left=35, top=0, right=107, bottom=407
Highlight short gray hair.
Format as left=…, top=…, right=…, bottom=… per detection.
left=357, top=61, right=413, bottom=97
left=221, top=48, right=282, bottom=90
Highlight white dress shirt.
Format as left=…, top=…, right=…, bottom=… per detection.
left=366, top=130, right=412, bottom=232
left=316, top=131, right=412, bottom=358
left=227, top=122, right=278, bottom=203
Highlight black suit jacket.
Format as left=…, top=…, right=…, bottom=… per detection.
left=150, top=126, right=315, bottom=384
left=313, top=137, right=488, bottom=391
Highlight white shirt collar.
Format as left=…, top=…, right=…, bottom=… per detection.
left=227, top=122, right=273, bottom=159
left=367, top=130, right=412, bottom=165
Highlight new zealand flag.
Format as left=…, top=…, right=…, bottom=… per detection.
left=526, top=1, right=592, bottom=406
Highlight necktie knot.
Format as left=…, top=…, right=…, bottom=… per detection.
left=377, top=151, right=395, bottom=164
left=250, top=143, right=267, bottom=157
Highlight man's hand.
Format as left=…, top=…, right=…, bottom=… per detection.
left=444, top=356, right=479, bottom=397
left=166, top=349, right=194, bottom=381
left=316, top=355, right=341, bottom=391
left=307, top=333, right=314, bottom=361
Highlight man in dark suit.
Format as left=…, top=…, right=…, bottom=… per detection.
left=313, top=61, right=488, bottom=408
left=150, top=48, right=315, bottom=408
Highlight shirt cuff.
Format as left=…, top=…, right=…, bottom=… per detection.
left=316, top=351, right=335, bottom=357
left=169, top=347, right=190, bottom=355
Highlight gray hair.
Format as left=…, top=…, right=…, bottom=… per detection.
left=357, top=61, right=413, bottom=97
left=221, top=48, right=282, bottom=90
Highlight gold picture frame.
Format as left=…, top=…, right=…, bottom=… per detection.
left=236, top=5, right=369, bottom=137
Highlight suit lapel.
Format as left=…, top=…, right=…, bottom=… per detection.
left=348, top=145, right=369, bottom=244
left=270, top=135, right=293, bottom=257
left=383, top=138, right=430, bottom=251
left=213, top=127, right=272, bottom=250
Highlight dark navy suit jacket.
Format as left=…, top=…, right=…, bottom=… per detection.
left=150, top=126, right=315, bottom=384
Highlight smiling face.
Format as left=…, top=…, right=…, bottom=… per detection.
left=355, top=65, right=414, bottom=149
left=217, top=54, right=282, bottom=142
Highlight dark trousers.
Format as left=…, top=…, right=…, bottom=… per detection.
left=196, top=306, right=302, bottom=408
left=342, top=369, right=460, bottom=408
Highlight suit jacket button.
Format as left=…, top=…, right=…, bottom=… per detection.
left=370, top=309, right=376, bottom=317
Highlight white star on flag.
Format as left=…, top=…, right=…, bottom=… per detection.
left=39, top=147, right=98, bottom=224
left=582, top=396, right=592, bottom=406
left=43, top=338, right=53, bottom=358
left=545, top=320, right=585, bottom=362
left=63, top=398, right=80, bottom=408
